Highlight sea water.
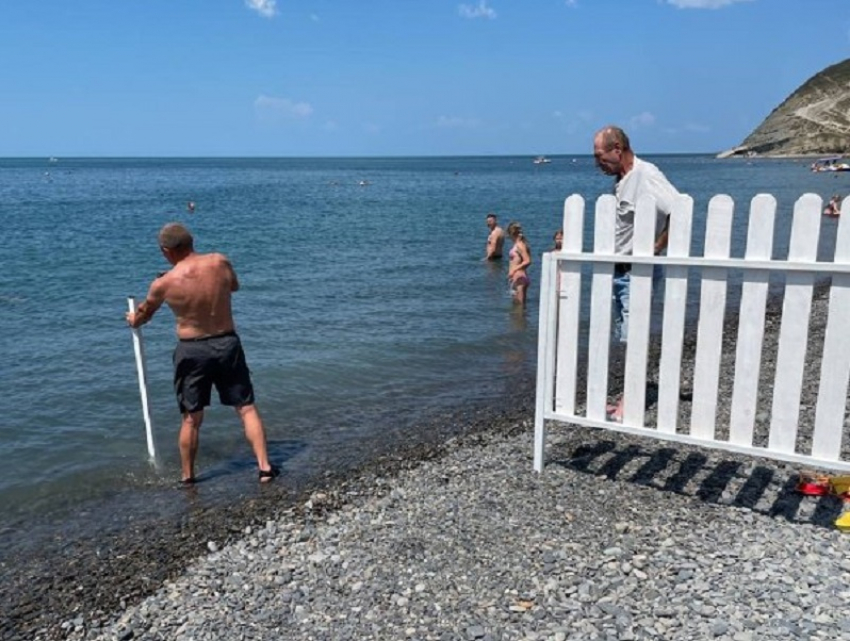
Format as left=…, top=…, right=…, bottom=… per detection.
left=0, top=155, right=844, bottom=544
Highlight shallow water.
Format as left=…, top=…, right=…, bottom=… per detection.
left=0, top=154, right=844, bottom=540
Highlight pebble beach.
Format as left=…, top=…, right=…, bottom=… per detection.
left=63, top=426, right=850, bottom=641
left=7, top=288, right=850, bottom=641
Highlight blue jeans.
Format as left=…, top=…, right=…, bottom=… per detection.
left=612, top=271, right=631, bottom=344
left=612, top=267, right=662, bottom=344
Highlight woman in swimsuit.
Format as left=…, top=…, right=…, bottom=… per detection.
left=507, top=221, right=532, bottom=307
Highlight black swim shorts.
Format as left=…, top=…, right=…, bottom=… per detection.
left=172, top=332, right=255, bottom=413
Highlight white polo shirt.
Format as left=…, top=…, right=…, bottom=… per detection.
left=614, top=156, right=680, bottom=255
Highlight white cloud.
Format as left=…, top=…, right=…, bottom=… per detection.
left=458, top=1, right=497, bottom=20
left=254, top=95, right=313, bottom=121
left=629, top=112, right=656, bottom=128
left=663, top=0, right=752, bottom=8
left=565, top=0, right=578, bottom=7
left=661, top=122, right=711, bottom=135
left=560, top=111, right=595, bottom=135
left=436, top=115, right=481, bottom=128
left=245, top=0, right=277, bottom=18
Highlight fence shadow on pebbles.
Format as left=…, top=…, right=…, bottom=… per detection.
left=545, top=428, right=846, bottom=531
left=548, top=279, right=847, bottom=531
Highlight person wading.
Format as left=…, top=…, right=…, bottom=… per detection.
left=126, top=223, right=278, bottom=484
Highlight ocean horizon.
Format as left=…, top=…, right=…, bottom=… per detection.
left=15, top=152, right=719, bottom=159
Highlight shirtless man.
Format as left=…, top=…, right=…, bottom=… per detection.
left=126, top=223, right=277, bottom=484
left=484, top=213, right=505, bottom=260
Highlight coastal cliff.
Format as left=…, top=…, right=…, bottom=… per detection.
left=718, top=58, right=850, bottom=158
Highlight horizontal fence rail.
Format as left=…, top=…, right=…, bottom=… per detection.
left=534, top=192, right=850, bottom=473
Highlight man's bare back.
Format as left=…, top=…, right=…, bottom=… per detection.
left=127, top=251, right=240, bottom=340
left=155, top=253, right=239, bottom=339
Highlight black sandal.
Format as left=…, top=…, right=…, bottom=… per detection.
left=259, top=466, right=280, bottom=482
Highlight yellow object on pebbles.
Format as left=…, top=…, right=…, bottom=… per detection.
left=834, top=512, right=850, bottom=532
left=830, top=475, right=850, bottom=495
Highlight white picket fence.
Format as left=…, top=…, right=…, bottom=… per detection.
left=534, top=192, right=850, bottom=473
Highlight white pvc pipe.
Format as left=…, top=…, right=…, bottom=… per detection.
left=128, top=297, right=157, bottom=462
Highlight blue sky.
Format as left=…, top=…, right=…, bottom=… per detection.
left=2, top=0, right=849, bottom=157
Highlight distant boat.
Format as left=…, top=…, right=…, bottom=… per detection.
left=533, top=156, right=551, bottom=165
left=811, top=156, right=850, bottom=172
left=48, top=157, right=58, bottom=163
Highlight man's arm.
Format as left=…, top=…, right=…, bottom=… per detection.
left=654, top=217, right=670, bottom=255
left=648, top=172, right=677, bottom=255
left=224, top=256, right=240, bottom=292
left=485, top=231, right=503, bottom=259
left=126, top=277, right=167, bottom=328
left=485, top=232, right=495, bottom=259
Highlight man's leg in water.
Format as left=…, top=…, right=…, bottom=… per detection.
left=179, top=410, right=204, bottom=482
left=235, top=404, right=275, bottom=480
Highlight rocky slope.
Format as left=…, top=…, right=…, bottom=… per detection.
left=718, top=58, right=850, bottom=157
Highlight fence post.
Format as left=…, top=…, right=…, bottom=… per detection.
left=534, top=252, right=556, bottom=473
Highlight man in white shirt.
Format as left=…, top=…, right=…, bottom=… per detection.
left=593, top=125, right=680, bottom=418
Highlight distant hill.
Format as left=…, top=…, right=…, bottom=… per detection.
left=718, top=58, right=850, bottom=158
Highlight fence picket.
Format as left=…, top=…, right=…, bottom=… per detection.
left=533, top=251, right=556, bottom=473
left=657, top=196, right=693, bottom=433
left=691, top=195, right=734, bottom=440
left=812, top=202, right=850, bottom=460
left=622, top=195, right=657, bottom=426
left=769, top=195, right=821, bottom=454
left=586, top=195, right=616, bottom=422
left=554, top=195, right=585, bottom=415
left=729, top=195, right=776, bottom=446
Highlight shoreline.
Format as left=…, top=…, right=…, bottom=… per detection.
left=6, top=284, right=850, bottom=640
left=714, top=151, right=846, bottom=160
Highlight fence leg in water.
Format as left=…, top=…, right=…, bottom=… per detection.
left=128, top=297, right=157, bottom=463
